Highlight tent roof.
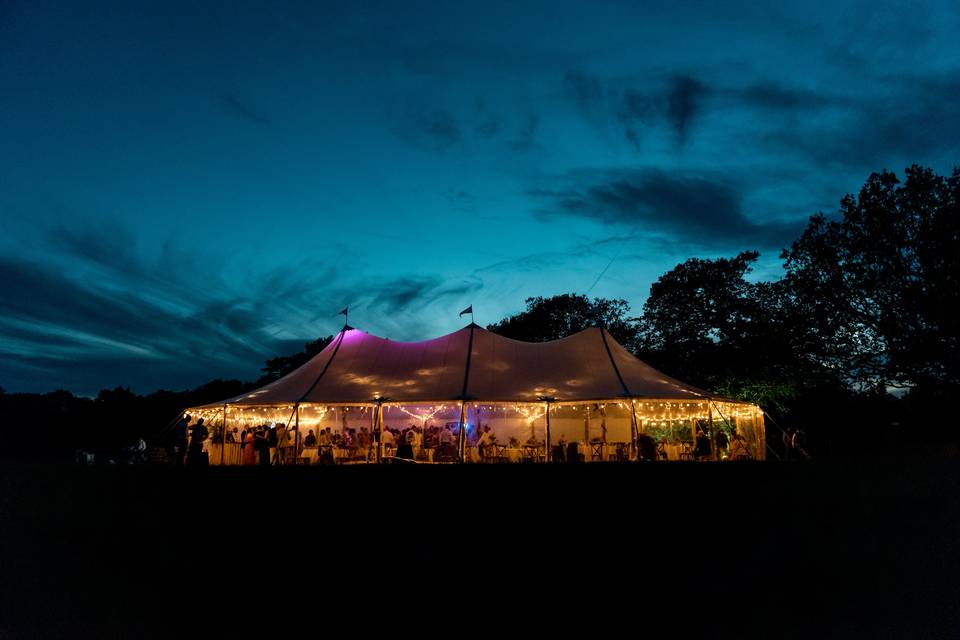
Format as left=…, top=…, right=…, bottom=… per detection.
left=196, top=324, right=724, bottom=407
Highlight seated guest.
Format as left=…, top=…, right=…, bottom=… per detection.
left=304, top=429, right=317, bottom=447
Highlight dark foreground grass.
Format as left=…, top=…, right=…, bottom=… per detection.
left=1, top=460, right=958, bottom=638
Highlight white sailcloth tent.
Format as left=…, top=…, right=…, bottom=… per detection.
left=185, top=324, right=765, bottom=463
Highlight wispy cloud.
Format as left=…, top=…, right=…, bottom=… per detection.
left=531, top=168, right=806, bottom=250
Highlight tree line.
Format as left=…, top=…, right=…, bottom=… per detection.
left=2, top=165, right=957, bottom=461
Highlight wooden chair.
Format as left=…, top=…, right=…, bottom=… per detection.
left=590, top=441, right=604, bottom=461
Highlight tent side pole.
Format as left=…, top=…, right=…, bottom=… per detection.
left=708, top=403, right=716, bottom=461
left=630, top=400, right=640, bottom=461
left=369, top=404, right=374, bottom=464
left=294, top=403, right=300, bottom=465
left=375, top=402, right=383, bottom=464
left=220, top=405, right=227, bottom=465
left=584, top=404, right=591, bottom=446
left=544, top=401, right=551, bottom=463
left=757, top=408, right=766, bottom=461
left=457, top=401, right=467, bottom=463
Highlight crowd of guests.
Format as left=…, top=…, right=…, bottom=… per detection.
left=168, top=413, right=754, bottom=465
left=169, top=414, right=298, bottom=466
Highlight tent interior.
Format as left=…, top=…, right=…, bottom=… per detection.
left=181, top=325, right=765, bottom=464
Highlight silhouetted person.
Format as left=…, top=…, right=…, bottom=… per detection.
left=694, top=429, right=711, bottom=460
left=636, top=433, right=657, bottom=461
left=396, top=429, right=414, bottom=460
left=716, top=429, right=729, bottom=459
left=188, top=418, right=208, bottom=465
left=304, top=430, right=317, bottom=447
left=477, top=425, right=494, bottom=459
left=553, top=434, right=567, bottom=462
left=255, top=428, right=271, bottom=466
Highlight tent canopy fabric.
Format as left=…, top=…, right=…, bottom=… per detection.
left=198, top=324, right=732, bottom=408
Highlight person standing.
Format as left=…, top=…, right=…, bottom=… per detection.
left=276, top=424, right=293, bottom=464
left=268, top=425, right=279, bottom=464
left=188, top=418, right=209, bottom=465
left=554, top=433, right=567, bottom=463
left=478, top=425, right=494, bottom=460
left=716, top=429, right=729, bottom=460
left=242, top=429, right=256, bottom=465
left=255, top=427, right=271, bottom=466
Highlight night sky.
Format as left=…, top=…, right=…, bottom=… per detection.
left=1, top=1, right=958, bottom=395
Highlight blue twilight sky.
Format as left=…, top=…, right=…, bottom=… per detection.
left=1, top=1, right=958, bottom=394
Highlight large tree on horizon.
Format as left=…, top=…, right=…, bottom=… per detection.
left=781, top=165, right=960, bottom=394
left=485, top=293, right=640, bottom=349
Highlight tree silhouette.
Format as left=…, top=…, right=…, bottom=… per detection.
left=258, top=335, right=334, bottom=383
left=486, top=294, right=640, bottom=348
left=782, top=165, right=960, bottom=393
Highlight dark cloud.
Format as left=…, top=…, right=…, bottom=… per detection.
left=219, top=93, right=270, bottom=125
left=367, top=276, right=481, bottom=312
left=732, top=82, right=836, bottom=110
left=665, top=75, right=706, bottom=146
left=0, top=214, right=492, bottom=393
left=616, top=74, right=707, bottom=149
left=0, top=219, right=355, bottom=393
left=0, top=253, right=291, bottom=357
left=756, top=73, right=960, bottom=171
left=531, top=168, right=805, bottom=249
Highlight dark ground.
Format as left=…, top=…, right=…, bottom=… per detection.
left=1, top=460, right=958, bottom=638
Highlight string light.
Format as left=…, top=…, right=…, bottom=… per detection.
left=392, top=404, right=447, bottom=425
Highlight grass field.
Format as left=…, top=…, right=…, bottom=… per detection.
left=1, top=460, right=958, bottom=637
